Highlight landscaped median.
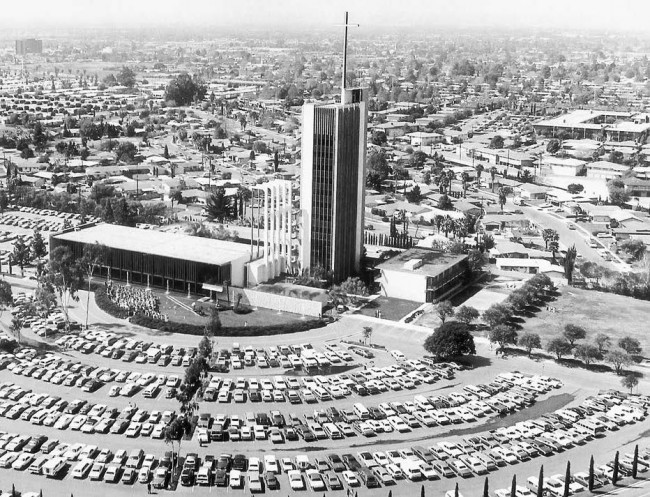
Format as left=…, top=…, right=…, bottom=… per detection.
left=128, top=313, right=327, bottom=337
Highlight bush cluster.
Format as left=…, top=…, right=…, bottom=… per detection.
left=129, top=313, right=326, bottom=337
left=94, top=286, right=130, bottom=319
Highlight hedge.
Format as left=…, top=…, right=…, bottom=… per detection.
left=94, top=286, right=131, bottom=319
left=129, top=313, right=327, bottom=337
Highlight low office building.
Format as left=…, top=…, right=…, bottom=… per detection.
left=541, top=156, right=587, bottom=176
left=50, top=223, right=252, bottom=292
left=376, top=248, right=469, bottom=303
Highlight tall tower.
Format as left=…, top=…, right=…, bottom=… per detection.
left=300, top=13, right=367, bottom=283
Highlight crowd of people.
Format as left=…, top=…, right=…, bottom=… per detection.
left=105, top=282, right=168, bottom=321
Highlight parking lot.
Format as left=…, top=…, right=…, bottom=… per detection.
left=1, top=292, right=649, bottom=497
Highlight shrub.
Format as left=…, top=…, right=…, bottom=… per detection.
left=94, top=286, right=130, bottom=319
left=129, top=313, right=326, bottom=337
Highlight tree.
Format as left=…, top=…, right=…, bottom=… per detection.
left=563, top=461, right=571, bottom=497
left=542, top=228, right=559, bottom=250
left=546, top=337, right=572, bottom=360
left=489, top=135, right=504, bottom=149
left=362, top=326, right=373, bottom=345
left=115, top=141, right=138, bottom=163
left=410, top=151, right=428, bottom=169
left=163, top=415, right=192, bottom=474
left=45, top=245, right=83, bottom=328
left=588, top=456, right=595, bottom=492
left=0, top=280, right=12, bottom=319
left=437, top=194, right=453, bottom=210
left=489, top=325, right=518, bottom=353
left=613, top=451, right=619, bottom=485
left=330, top=277, right=369, bottom=306
left=620, top=239, right=646, bottom=261
left=170, top=189, right=183, bottom=210
left=32, top=122, right=48, bottom=152
left=163, top=144, right=170, bottom=159
left=632, top=445, right=639, bottom=479
left=370, top=130, right=387, bottom=146
left=510, top=474, right=517, bottom=497
left=537, top=466, right=544, bottom=497
left=423, top=321, right=476, bottom=360
left=594, top=333, right=611, bottom=354
left=498, top=187, right=507, bottom=211
left=483, top=477, right=489, bottom=497
left=621, top=374, right=639, bottom=393
left=618, top=336, right=642, bottom=355
left=454, top=482, right=459, bottom=497
left=455, top=305, right=479, bottom=325
left=116, top=66, right=136, bottom=87
left=79, top=243, right=107, bottom=329
left=564, top=244, right=577, bottom=283
left=406, top=184, right=423, bottom=204
left=606, top=350, right=631, bottom=375
left=205, top=307, right=222, bottom=336
left=31, top=229, right=47, bottom=260
left=518, top=332, right=542, bottom=357
left=482, top=302, right=513, bottom=327
left=11, top=316, right=23, bottom=344
left=490, top=167, right=498, bottom=192
left=366, top=149, right=391, bottom=190
left=563, top=324, right=587, bottom=347
left=435, top=300, right=454, bottom=323
left=608, top=179, right=630, bottom=206
left=483, top=233, right=495, bottom=251
left=546, top=139, right=560, bottom=154
left=10, top=237, right=32, bottom=276
left=567, top=183, right=584, bottom=194
left=574, top=344, right=599, bottom=365
left=205, top=189, right=231, bottom=222
left=165, top=73, right=207, bottom=106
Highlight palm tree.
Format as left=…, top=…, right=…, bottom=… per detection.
left=498, top=187, right=507, bottom=212
left=434, top=215, right=444, bottom=234
left=475, top=163, right=484, bottom=186
left=461, top=172, right=470, bottom=197
left=490, top=166, right=498, bottom=192
left=442, top=216, right=455, bottom=237
left=446, top=170, right=455, bottom=194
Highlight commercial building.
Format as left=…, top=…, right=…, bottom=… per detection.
left=15, top=39, right=42, bottom=55
left=540, top=156, right=587, bottom=176
left=534, top=110, right=650, bottom=143
left=376, top=248, right=470, bottom=303
left=50, top=223, right=252, bottom=293
left=300, top=87, right=367, bottom=283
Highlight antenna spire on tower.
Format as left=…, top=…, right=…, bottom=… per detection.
left=338, top=11, right=359, bottom=102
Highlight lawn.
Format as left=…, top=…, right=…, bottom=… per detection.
left=355, top=296, right=422, bottom=321
left=522, top=287, right=650, bottom=354
left=154, top=290, right=303, bottom=328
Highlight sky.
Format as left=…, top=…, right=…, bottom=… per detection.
left=2, top=0, right=650, bottom=33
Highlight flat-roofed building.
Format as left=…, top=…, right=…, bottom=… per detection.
left=50, top=223, right=252, bottom=292
left=534, top=110, right=650, bottom=143
left=586, top=160, right=630, bottom=180
left=376, top=248, right=469, bottom=303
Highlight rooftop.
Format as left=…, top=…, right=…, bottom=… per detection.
left=376, top=247, right=467, bottom=276
left=53, top=224, right=251, bottom=266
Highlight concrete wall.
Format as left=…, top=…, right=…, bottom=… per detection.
left=378, top=269, right=426, bottom=303
left=239, top=288, right=324, bottom=317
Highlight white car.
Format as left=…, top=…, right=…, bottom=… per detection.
left=287, top=470, right=305, bottom=490
left=306, top=469, right=326, bottom=491
left=390, top=350, right=406, bottom=361
left=342, top=470, right=360, bottom=486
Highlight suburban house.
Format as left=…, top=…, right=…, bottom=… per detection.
left=541, top=156, right=587, bottom=176
left=482, top=213, right=531, bottom=232
left=516, top=183, right=548, bottom=201
left=586, top=160, right=630, bottom=180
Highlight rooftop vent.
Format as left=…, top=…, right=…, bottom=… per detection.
left=403, top=259, right=423, bottom=271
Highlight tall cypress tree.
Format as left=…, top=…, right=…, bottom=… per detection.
left=483, top=477, right=489, bottom=497
left=633, top=445, right=639, bottom=479
left=537, top=465, right=544, bottom=497
left=563, top=461, right=571, bottom=497
left=454, top=482, right=459, bottom=497
left=511, top=474, right=517, bottom=497
left=613, top=451, right=620, bottom=485
left=588, top=456, right=595, bottom=491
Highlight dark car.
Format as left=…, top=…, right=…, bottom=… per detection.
left=285, top=428, right=299, bottom=441
left=24, top=435, right=47, bottom=453
left=265, top=473, right=279, bottom=490
left=180, top=468, right=195, bottom=486
left=249, top=390, right=261, bottom=402
left=232, top=454, right=248, bottom=471
left=327, top=454, right=346, bottom=473
left=215, top=469, right=228, bottom=487
left=342, top=454, right=362, bottom=472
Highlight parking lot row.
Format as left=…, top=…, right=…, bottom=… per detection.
left=0, top=390, right=646, bottom=493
